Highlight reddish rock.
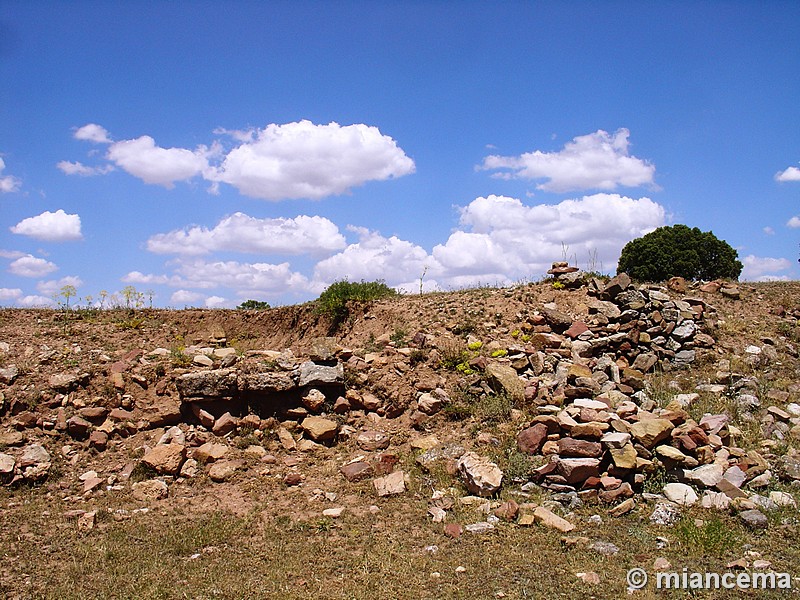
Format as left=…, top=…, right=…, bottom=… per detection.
left=444, top=523, right=463, bottom=538
left=340, top=461, right=374, bottom=482
left=599, top=482, right=634, bottom=503
left=88, top=430, right=108, bottom=451
left=79, top=406, right=109, bottom=422
left=13, top=412, right=38, bottom=429
left=283, top=472, right=303, bottom=486
left=517, top=424, right=549, bottom=454
left=67, top=416, right=92, bottom=440
left=564, top=321, right=590, bottom=339
left=109, top=408, right=134, bottom=421
left=374, top=453, right=399, bottom=476
left=494, top=499, right=519, bottom=521
left=212, top=412, right=238, bottom=436
left=556, top=458, right=601, bottom=485
left=141, top=443, right=186, bottom=475
left=557, top=438, right=603, bottom=458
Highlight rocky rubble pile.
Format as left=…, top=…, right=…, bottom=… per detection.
left=0, top=274, right=798, bottom=540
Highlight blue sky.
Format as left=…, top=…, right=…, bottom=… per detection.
left=1, top=1, right=799, bottom=308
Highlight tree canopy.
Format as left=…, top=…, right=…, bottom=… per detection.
left=617, top=224, right=743, bottom=282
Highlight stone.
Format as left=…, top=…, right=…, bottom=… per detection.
left=650, top=502, right=681, bottom=526
left=656, top=445, right=690, bottom=463
left=517, top=424, right=549, bottom=454
left=301, top=388, right=326, bottom=412
left=557, top=438, right=602, bottom=458
left=131, top=479, right=169, bottom=502
left=444, top=523, right=463, bottom=538
left=193, top=354, right=214, bottom=367
left=49, top=372, right=83, bottom=392
left=683, top=463, right=724, bottom=488
left=374, top=470, right=406, bottom=497
left=608, top=443, right=638, bottom=469
left=0, top=453, right=15, bottom=483
left=141, top=443, right=186, bottom=475
left=738, top=509, right=768, bottom=530
left=0, top=364, right=18, bottom=384
left=340, top=461, right=374, bottom=482
left=589, top=541, right=619, bottom=556
left=768, top=491, right=797, bottom=508
left=241, top=371, right=296, bottom=393
left=298, top=361, right=344, bottom=387
left=277, top=427, right=297, bottom=451
left=485, top=363, right=524, bottom=402
left=464, top=521, right=495, bottom=534
left=66, top=416, right=92, bottom=440
left=533, top=506, right=575, bottom=532
left=176, top=368, right=238, bottom=399
left=601, top=432, right=631, bottom=449
left=700, top=491, right=731, bottom=510
left=322, top=507, right=345, bottom=518
left=88, top=430, right=108, bottom=451
left=608, top=497, right=635, bottom=517
left=301, top=416, right=338, bottom=443
left=629, top=418, right=674, bottom=448
left=457, top=452, right=503, bottom=497
left=356, top=430, right=390, bottom=451
left=193, top=442, right=229, bottom=464
left=556, top=457, right=601, bottom=485
left=208, top=460, right=239, bottom=482
left=417, top=392, right=443, bottom=415
left=212, top=412, right=238, bottom=436
left=663, top=483, right=698, bottom=506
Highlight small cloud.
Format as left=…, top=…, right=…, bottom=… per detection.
left=170, top=290, right=204, bottom=305
left=741, top=254, right=792, bottom=280
left=17, top=294, right=56, bottom=307
left=57, top=160, right=114, bottom=176
left=787, top=216, right=800, bottom=228
left=106, top=135, right=210, bottom=188
left=73, top=123, right=112, bottom=144
left=10, top=209, right=83, bottom=242
left=0, top=288, right=22, bottom=301
left=763, top=226, right=775, bottom=235
left=479, top=128, right=656, bottom=193
left=775, top=165, right=800, bottom=182
left=8, top=255, right=58, bottom=278
left=0, top=157, right=22, bottom=193
left=205, top=295, right=228, bottom=308
left=36, top=275, right=83, bottom=297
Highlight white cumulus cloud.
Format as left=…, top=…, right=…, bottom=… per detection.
left=8, top=255, right=58, bottom=278
left=741, top=255, right=792, bottom=281
left=0, top=288, right=22, bottom=301
left=106, top=135, right=211, bottom=188
left=146, top=212, right=346, bottom=256
left=17, top=295, right=56, bottom=307
left=73, top=123, right=112, bottom=143
left=479, top=128, right=656, bottom=193
left=775, top=165, right=800, bottom=182
left=431, top=194, right=665, bottom=283
left=787, top=216, right=800, bottom=228
left=170, top=290, right=204, bottom=305
left=205, top=296, right=228, bottom=308
left=313, top=226, right=431, bottom=287
left=0, top=157, right=22, bottom=193
left=208, top=120, right=415, bottom=200
left=36, top=276, right=84, bottom=297
left=10, top=210, right=83, bottom=242
left=57, top=160, right=114, bottom=176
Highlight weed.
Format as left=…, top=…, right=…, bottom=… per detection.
left=315, top=279, right=397, bottom=328
left=675, top=516, right=740, bottom=556
left=390, top=327, right=407, bottom=346
left=408, top=348, right=427, bottom=366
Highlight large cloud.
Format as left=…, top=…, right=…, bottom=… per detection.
left=313, top=226, right=430, bottom=287
left=775, top=165, right=800, bottom=182
left=10, top=210, right=83, bottom=242
left=0, top=288, right=22, bottom=301
left=209, top=120, right=415, bottom=200
left=106, top=136, right=211, bottom=188
left=36, top=276, right=84, bottom=297
left=124, top=259, right=312, bottom=298
left=432, top=194, right=666, bottom=282
left=480, top=129, right=655, bottom=193
left=741, top=255, right=792, bottom=281
left=8, top=255, right=58, bottom=278
left=0, top=158, right=22, bottom=193
left=146, top=212, right=346, bottom=256
left=64, top=120, right=415, bottom=200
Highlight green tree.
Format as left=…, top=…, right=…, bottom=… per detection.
left=617, top=224, right=743, bottom=282
left=236, top=299, right=271, bottom=310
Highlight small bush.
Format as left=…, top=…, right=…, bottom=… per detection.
left=237, top=299, right=271, bottom=310
left=315, top=279, right=397, bottom=326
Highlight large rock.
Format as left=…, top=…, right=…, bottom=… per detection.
left=0, top=453, right=16, bottom=483
left=301, top=416, right=338, bottom=442
left=457, top=452, right=503, bottom=497
left=340, top=461, right=374, bottom=482
left=517, top=424, right=549, bottom=454
left=556, top=457, right=601, bottom=484
left=132, top=479, right=169, bottom=502
left=142, top=443, right=186, bottom=475
left=240, top=371, right=296, bottom=393
left=629, top=419, right=674, bottom=448
left=663, top=483, right=698, bottom=506
left=557, top=438, right=602, bottom=458
left=683, top=463, right=724, bottom=488
left=176, top=369, right=238, bottom=399
left=298, top=361, right=344, bottom=387
left=485, top=363, right=524, bottom=403
left=374, top=470, right=406, bottom=496
left=193, top=442, right=229, bottom=464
